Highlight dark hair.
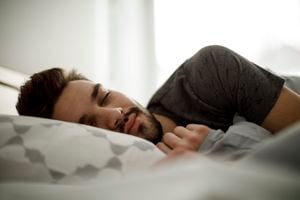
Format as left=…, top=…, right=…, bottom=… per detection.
left=16, top=68, right=88, bottom=118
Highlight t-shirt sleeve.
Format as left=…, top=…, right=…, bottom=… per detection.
left=184, top=45, right=285, bottom=125
left=199, top=119, right=272, bottom=161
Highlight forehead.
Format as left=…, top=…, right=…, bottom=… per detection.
left=52, top=80, right=96, bottom=122
left=61, top=80, right=96, bottom=102
left=64, top=80, right=95, bottom=95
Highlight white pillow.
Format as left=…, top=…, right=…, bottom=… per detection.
left=0, top=115, right=164, bottom=184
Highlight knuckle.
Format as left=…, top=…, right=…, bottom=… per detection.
left=186, top=133, right=207, bottom=149
left=173, top=126, right=183, bottom=133
left=163, top=132, right=178, bottom=147
left=162, top=135, right=168, bottom=143
left=194, top=125, right=210, bottom=134
left=186, top=124, right=194, bottom=129
left=163, top=132, right=171, bottom=139
left=163, top=132, right=173, bottom=140
left=172, top=140, right=180, bottom=147
left=187, top=133, right=201, bottom=143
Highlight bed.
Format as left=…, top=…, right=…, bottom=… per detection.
left=0, top=66, right=300, bottom=200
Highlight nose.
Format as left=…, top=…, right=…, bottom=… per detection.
left=94, top=107, right=123, bottom=130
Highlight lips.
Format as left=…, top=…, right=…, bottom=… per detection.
left=124, top=113, right=136, bottom=134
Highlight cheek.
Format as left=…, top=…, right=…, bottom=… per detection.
left=112, top=94, right=137, bottom=107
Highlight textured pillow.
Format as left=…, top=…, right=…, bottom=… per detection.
left=0, top=115, right=164, bottom=184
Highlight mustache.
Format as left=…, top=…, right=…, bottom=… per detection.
left=115, top=107, right=141, bottom=132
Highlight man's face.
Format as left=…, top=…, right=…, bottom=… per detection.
left=52, top=80, right=163, bottom=144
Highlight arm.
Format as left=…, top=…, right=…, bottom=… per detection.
left=184, top=45, right=293, bottom=133
left=262, top=86, right=300, bottom=133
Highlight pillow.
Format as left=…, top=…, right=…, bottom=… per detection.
left=0, top=115, right=165, bottom=184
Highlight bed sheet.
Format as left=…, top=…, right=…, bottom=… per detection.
left=1, top=149, right=300, bottom=200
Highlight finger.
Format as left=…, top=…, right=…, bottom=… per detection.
left=186, top=124, right=211, bottom=134
left=156, top=142, right=172, bottom=154
left=162, top=132, right=181, bottom=149
left=173, top=126, right=191, bottom=138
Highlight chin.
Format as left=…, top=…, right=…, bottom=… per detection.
left=126, top=105, right=163, bottom=144
left=140, top=114, right=163, bottom=144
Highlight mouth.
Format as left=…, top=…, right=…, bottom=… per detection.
left=124, top=113, right=140, bottom=135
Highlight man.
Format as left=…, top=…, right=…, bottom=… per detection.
left=16, top=45, right=300, bottom=156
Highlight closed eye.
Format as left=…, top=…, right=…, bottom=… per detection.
left=99, top=90, right=111, bottom=106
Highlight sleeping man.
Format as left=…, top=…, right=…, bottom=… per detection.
left=15, top=45, right=300, bottom=160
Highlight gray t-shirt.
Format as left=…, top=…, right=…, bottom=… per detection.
left=147, top=45, right=284, bottom=131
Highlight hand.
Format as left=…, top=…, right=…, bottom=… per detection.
left=156, top=124, right=211, bottom=154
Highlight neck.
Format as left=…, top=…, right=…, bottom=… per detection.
left=153, top=113, right=177, bottom=133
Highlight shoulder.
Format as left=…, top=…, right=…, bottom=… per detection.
left=187, top=45, right=232, bottom=64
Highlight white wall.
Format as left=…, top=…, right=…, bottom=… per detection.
left=107, top=0, right=157, bottom=105
left=154, top=0, right=300, bottom=86
left=0, top=0, right=157, bottom=105
left=0, top=0, right=96, bottom=80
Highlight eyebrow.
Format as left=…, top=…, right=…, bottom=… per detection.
left=91, top=83, right=100, bottom=101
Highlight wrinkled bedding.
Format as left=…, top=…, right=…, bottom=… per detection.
left=1, top=155, right=300, bottom=200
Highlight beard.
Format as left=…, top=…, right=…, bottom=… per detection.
left=116, top=106, right=163, bottom=144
